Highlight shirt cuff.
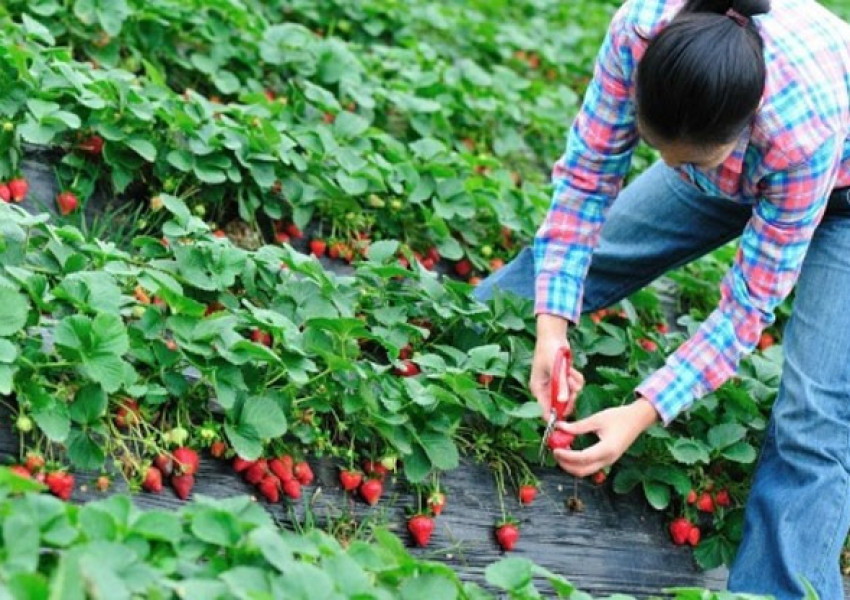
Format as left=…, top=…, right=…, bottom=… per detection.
left=533, top=272, right=583, bottom=323
left=635, top=362, right=710, bottom=426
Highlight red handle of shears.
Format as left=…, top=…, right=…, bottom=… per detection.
left=550, top=346, right=573, bottom=420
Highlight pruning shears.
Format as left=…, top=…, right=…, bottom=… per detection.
left=538, top=345, right=573, bottom=462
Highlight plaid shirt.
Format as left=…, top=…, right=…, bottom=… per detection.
left=534, top=0, right=850, bottom=424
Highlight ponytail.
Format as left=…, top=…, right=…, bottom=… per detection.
left=636, top=0, right=772, bottom=146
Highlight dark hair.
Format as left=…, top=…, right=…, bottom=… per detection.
left=636, top=0, right=771, bottom=147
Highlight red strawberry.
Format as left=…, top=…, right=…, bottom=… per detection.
left=78, top=135, right=104, bottom=155
left=495, top=522, right=519, bottom=551
left=758, top=332, right=775, bottom=351
left=339, top=469, right=363, bottom=491
left=362, top=460, right=389, bottom=481
left=489, top=258, right=505, bottom=271
left=399, top=345, right=413, bottom=360
left=258, top=475, right=281, bottom=503
left=0, top=183, right=10, bottom=203
left=142, top=466, right=163, bottom=493
left=244, top=460, right=269, bottom=485
left=282, top=478, right=302, bottom=500
left=171, top=473, right=194, bottom=500
left=56, top=191, right=79, bottom=215
left=592, top=470, right=607, bottom=485
left=286, top=223, right=304, bottom=239
left=45, top=471, right=74, bottom=501
left=210, top=441, right=227, bottom=459
left=25, top=453, right=45, bottom=474
left=309, top=239, right=327, bottom=257
left=95, top=475, right=110, bottom=492
left=154, top=454, right=173, bottom=477
left=9, top=465, right=31, bottom=479
left=686, top=489, right=697, bottom=504
left=639, top=338, right=658, bottom=352
left=8, top=177, right=28, bottom=203
left=275, top=232, right=290, bottom=245
left=408, top=514, right=435, bottom=547
left=426, top=247, right=440, bottom=263
left=269, top=458, right=293, bottom=482
left=547, top=430, right=574, bottom=451
left=478, top=373, right=494, bottom=386
left=518, top=485, right=537, bottom=505
left=468, top=276, right=482, bottom=286
left=669, top=517, right=692, bottom=546
left=428, top=491, right=446, bottom=516
left=232, top=457, right=256, bottom=474
left=173, top=447, right=199, bottom=476
left=715, top=489, right=731, bottom=507
left=696, top=492, right=715, bottom=513
left=420, top=257, right=435, bottom=270
left=656, top=322, right=670, bottom=334
left=687, top=526, right=701, bottom=547
left=114, top=399, right=140, bottom=428
left=359, top=478, right=383, bottom=506
left=294, top=461, right=314, bottom=485
left=394, top=359, right=420, bottom=377
left=454, top=259, right=472, bottom=278
left=251, top=328, right=272, bottom=347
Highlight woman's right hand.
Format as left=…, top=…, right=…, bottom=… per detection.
left=529, top=315, right=585, bottom=420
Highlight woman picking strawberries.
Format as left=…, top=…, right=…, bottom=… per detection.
left=475, top=0, right=850, bottom=596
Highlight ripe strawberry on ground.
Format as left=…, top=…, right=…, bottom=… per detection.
left=286, top=223, right=304, bottom=239
left=294, top=461, right=314, bottom=485
left=275, top=232, right=290, bottom=245
left=339, top=469, right=363, bottom=492
left=310, top=239, right=327, bottom=257
left=489, top=258, right=505, bottom=271
left=244, top=460, right=269, bottom=485
left=359, top=478, right=383, bottom=506
left=78, top=134, right=104, bottom=155
left=9, top=465, right=31, bottom=479
left=696, top=492, right=715, bottom=513
left=394, top=359, right=420, bottom=377
left=686, top=489, right=697, bottom=504
left=55, top=190, right=79, bottom=215
left=24, top=453, right=45, bottom=474
left=454, top=259, right=472, bottom=278
left=0, top=183, right=10, bottom=203
left=45, top=471, right=74, bottom=501
left=547, top=430, right=574, bottom=451
left=232, top=456, right=255, bottom=474
left=154, top=454, right=174, bottom=477
left=758, top=332, right=775, bottom=350
left=592, top=470, right=607, bottom=485
left=282, top=478, right=302, bottom=500
left=669, top=517, right=692, bottom=546
left=173, top=447, right=200, bottom=475
left=638, top=338, right=658, bottom=352
left=688, top=526, right=701, bottom=547
left=258, top=475, right=281, bottom=503
left=408, top=514, right=435, bottom=548
left=8, top=177, right=28, bottom=203
left=171, top=473, right=194, bottom=500
left=142, top=466, right=163, bottom=493
left=468, top=276, right=482, bottom=286
left=362, top=460, right=389, bottom=481
left=495, top=522, right=520, bottom=551
left=428, top=491, right=446, bottom=516
left=270, top=457, right=294, bottom=482
left=399, top=345, right=413, bottom=360
left=715, top=489, right=731, bottom=507
left=519, top=484, right=537, bottom=505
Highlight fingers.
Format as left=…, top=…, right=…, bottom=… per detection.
left=555, top=416, right=598, bottom=436
left=553, top=442, right=615, bottom=478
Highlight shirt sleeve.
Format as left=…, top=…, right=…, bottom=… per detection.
left=533, top=8, right=640, bottom=322
left=636, top=138, right=843, bottom=425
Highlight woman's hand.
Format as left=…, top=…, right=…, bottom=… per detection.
left=552, top=397, right=660, bottom=477
left=530, top=315, right=584, bottom=420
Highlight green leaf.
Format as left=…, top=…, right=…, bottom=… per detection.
left=131, top=511, right=182, bottom=543
left=612, top=468, right=644, bottom=495
left=55, top=313, right=131, bottom=393
left=642, top=480, right=671, bottom=510
left=69, top=385, right=107, bottom=425
left=485, top=557, right=533, bottom=591
left=0, top=338, right=18, bottom=363
left=418, top=431, right=459, bottom=471
left=67, top=429, right=106, bottom=470
left=366, top=240, right=400, bottom=263
left=707, top=423, right=747, bottom=451
left=190, top=509, right=242, bottom=548
left=225, top=422, right=262, bottom=460
left=402, top=442, right=431, bottom=484
left=721, top=441, right=757, bottom=464
left=240, top=396, right=287, bottom=440
left=0, top=287, right=29, bottom=336
left=3, top=512, right=40, bottom=573
left=333, top=112, right=370, bottom=138
left=0, top=467, right=45, bottom=494
left=669, top=438, right=710, bottom=465
left=125, top=137, right=157, bottom=162
left=399, top=574, right=458, bottom=600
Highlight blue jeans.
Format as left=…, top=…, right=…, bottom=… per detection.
left=475, top=161, right=850, bottom=598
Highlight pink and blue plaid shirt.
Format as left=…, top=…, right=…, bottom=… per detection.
left=534, top=0, right=850, bottom=424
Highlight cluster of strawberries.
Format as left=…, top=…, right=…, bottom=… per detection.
left=670, top=486, right=733, bottom=547
left=233, top=454, right=314, bottom=502
left=142, top=447, right=200, bottom=500
left=9, top=454, right=75, bottom=500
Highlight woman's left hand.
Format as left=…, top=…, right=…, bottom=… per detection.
left=552, top=397, right=660, bottom=478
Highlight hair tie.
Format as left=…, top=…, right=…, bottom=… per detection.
left=726, top=7, right=749, bottom=26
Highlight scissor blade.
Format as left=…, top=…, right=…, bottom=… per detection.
left=538, top=416, right=556, bottom=463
